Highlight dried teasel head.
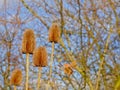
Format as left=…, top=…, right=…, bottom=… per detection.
left=22, top=29, right=36, bottom=54
left=10, top=69, right=22, bottom=86
left=64, top=64, right=73, bottom=76
left=33, top=46, right=48, bottom=67
left=48, top=23, right=61, bottom=43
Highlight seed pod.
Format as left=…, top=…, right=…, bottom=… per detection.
left=10, top=69, right=22, bottom=86
left=22, top=29, right=36, bottom=54
left=33, top=47, right=47, bottom=67
left=48, top=23, right=60, bottom=43
left=64, top=64, right=73, bottom=76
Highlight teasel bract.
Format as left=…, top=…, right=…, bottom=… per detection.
left=22, top=29, right=36, bottom=90
left=10, top=69, right=22, bottom=90
left=33, top=46, right=48, bottom=89
left=47, top=22, right=61, bottom=90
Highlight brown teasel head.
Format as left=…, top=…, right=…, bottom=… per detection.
left=64, top=64, right=73, bottom=76
left=22, top=29, right=36, bottom=54
left=48, top=23, right=61, bottom=43
left=33, top=46, right=48, bottom=67
left=10, top=69, right=22, bottom=86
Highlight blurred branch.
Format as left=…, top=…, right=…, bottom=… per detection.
left=20, top=0, right=49, bottom=29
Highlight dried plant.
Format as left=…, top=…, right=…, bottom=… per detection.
left=22, top=29, right=36, bottom=90
left=33, top=46, right=48, bottom=89
left=10, top=69, right=22, bottom=90
left=22, top=29, right=36, bottom=54
left=64, top=64, right=73, bottom=76
left=0, top=0, right=119, bottom=89
left=33, top=47, right=47, bottom=67
left=47, top=22, right=61, bottom=90
left=48, top=23, right=60, bottom=43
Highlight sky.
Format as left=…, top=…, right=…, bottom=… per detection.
left=0, top=0, right=19, bottom=11
left=0, top=0, right=17, bottom=6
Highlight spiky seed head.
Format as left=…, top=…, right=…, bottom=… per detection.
left=64, top=64, right=73, bottom=76
left=33, top=46, right=47, bottom=67
left=48, top=23, right=60, bottom=43
left=22, top=29, right=36, bottom=54
left=10, top=69, right=22, bottom=86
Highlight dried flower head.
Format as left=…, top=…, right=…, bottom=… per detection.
left=48, top=23, right=60, bottom=43
left=33, top=46, right=47, bottom=67
left=22, top=29, right=36, bottom=54
left=10, top=69, right=22, bottom=86
left=64, top=64, right=73, bottom=76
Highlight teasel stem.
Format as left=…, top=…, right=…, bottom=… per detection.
left=14, top=86, right=16, bottom=90
left=47, top=42, right=54, bottom=90
left=37, top=67, right=42, bottom=90
left=26, top=53, right=29, bottom=90
left=49, top=42, right=54, bottom=79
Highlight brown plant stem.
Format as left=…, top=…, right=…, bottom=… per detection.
left=26, top=53, right=29, bottom=90
left=46, top=42, right=54, bottom=90
left=14, top=86, right=16, bottom=90
left=37, top=67, right=42, bottom=90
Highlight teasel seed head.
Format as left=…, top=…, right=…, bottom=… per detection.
left=10, top=69, right=22, bottom=86
left=48, top=23, right=61, bottom=43
left=22, top=29, right=36, bottom=54
left=64, top=64, right=73, bottom=76
left=33, top=46, right=48, bottom=67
